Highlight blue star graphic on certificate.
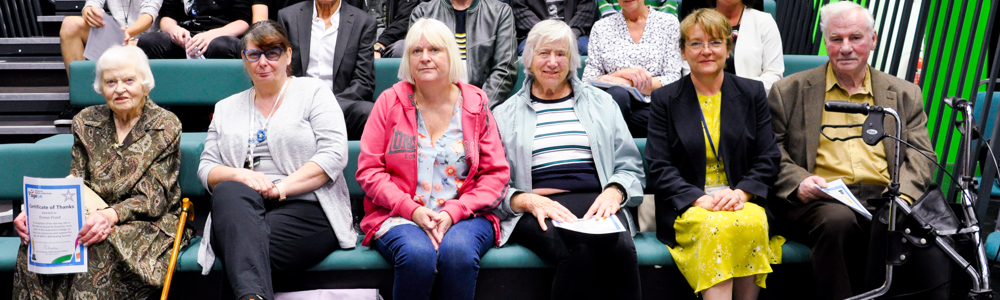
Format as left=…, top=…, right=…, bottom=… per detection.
left=62, top=190, right=76, bottom=202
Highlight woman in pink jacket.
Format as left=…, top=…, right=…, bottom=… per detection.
left=355, top=18, right=511, bottom=300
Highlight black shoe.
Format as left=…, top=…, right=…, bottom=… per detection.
left=239, top=294, right=268, bottom=300
left=54, top=105, right=82, bottom=126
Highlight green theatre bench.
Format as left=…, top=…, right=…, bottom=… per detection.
left=8, top=53, right=833, bottom=297
left=0, top=135, right=813, bottom=296
left=66, top=54, right=830, bottom=109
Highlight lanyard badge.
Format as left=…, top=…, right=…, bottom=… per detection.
left=244, top=78, right=290, bottom=170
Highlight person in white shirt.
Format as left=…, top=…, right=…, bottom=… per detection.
left=279, top=0, right=377, bottom=140
left=714, top=0, right=784, bottom=93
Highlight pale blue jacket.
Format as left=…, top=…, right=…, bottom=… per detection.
left=491, top=76, right=645, bottom=246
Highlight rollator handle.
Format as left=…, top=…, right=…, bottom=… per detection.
left=825, top=101, right=880, bottom=115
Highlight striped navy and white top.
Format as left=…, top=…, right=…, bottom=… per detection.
left=530, top=93, right=601, bottom=192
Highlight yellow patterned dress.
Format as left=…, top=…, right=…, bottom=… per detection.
left=666, top=93, right=784, bottom=294
left=13, top=102, right=193, bottom=300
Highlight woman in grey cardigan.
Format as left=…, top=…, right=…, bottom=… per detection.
left=196, top=21, right=355, bottom=300
left=492, top=20, right=645, bottom=300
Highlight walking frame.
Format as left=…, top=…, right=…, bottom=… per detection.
left=823, top=99, right=992, bottom=300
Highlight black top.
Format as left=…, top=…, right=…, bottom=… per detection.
left=252, top=0, right=306, bottom=21
left=376, top=0, right=423, bottom=46
left=454, top=8, right=467, bottom=34
left=159, top=0, right=253, bottom=32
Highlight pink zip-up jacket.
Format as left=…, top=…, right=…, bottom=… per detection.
left=357, top=81, right=511, bottom=247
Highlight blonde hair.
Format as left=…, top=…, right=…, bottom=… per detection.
left=678, top=8, right=734, bottom=53
left=93, top=45, right=155, bottom=94
left=521, top=20, right=581, bottom=79
left=398, top=18, right=468, bottom=84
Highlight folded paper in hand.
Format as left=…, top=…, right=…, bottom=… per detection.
left=588, top=80, right=647, bottom=103
left=552, top=215, right=626, bottom=234
left=83, top=12, right=125, bottom=60
left=815, top=179, right=872, bottom=220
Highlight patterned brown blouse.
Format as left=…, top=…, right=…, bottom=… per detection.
left=68, top=100, right=192, bottom=286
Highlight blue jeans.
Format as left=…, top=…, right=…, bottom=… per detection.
left=519, top=35, right=590, bottom=56
left=373, top=216, right=494, bottom=300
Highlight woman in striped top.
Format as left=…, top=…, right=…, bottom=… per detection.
left=492, top=20, right=645, bottom=300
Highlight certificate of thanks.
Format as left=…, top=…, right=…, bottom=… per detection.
left=24, top=176, right=88, bottom=274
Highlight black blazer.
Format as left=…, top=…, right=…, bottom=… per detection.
left=278, top=1, right=377, bottom=103
left=645, top=72, right=781, bottom=247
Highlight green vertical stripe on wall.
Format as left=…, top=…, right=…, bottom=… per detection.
left=922, top=0, right=993, bottom=164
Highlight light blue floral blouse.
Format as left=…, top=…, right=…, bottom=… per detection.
left=376, top=97, right=469, bottom=237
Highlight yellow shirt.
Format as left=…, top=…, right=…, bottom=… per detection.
left=815, top=65, right=891, bottom=186
left=698, top=93, right=728, bottom=188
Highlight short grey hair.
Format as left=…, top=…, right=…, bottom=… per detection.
left=93, top=45, right=155, bottom=94
left=521, top=20, right=581, bottom=79
left=819, top=1, right=876, bottom=39
left=398, top=18, right=468, bottom=84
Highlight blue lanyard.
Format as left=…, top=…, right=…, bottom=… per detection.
left=700, top=112, right=721, bottom=163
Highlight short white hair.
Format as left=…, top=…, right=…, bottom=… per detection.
left=93, top=45, right=155, bottom=94
left=521, top=20, right=581, bottom=79
left=398, top=18, right=468, bottom=84
left=819, top=1, right=876, bottom=39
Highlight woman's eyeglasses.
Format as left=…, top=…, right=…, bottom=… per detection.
left=242, top=48, right=284, bottom=62
left=686, top=40, right=726, bottom=51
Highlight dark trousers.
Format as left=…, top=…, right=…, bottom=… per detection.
left=511, top=192, right=641, bottom=300
left=383, top=39, right=406, bottom=58
left=602, top=86, right=650, bottom=138
left=773, top=183, right=884, bottom=300
left=339, top=100, right=373, bottom=140
left=137, top=32, right=242, bottom=59
left=209, top=181, right=340, bottom=300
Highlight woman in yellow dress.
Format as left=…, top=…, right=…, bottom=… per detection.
left=645, top=8, right=783, bottom=299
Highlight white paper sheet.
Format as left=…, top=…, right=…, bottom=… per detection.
left=815, top=179, right=872, bottom=220
left=83, top=12, right=125, bottom=61
left=24, top=176, right=88, bottom=274
left=552, top=215, right=627, bottom=234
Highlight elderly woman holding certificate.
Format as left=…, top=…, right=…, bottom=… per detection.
left=13, top=45, right=191, bottom=299
left=492, top=20, right=645, bottom=299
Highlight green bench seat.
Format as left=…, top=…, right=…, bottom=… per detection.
left=163, top=232, right=815, bottom=272
left=69, top=60, right=252, bottom=107
left=68, top=54, right=826, bottom=111
left=0, top=135, right=812, bottom=278
left=783, top=54, right=828, bottom=77
left=0, top=237, right=20, bottom=272
left=0, top=232, right=811, bottom=274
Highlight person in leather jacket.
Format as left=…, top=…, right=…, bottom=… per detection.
left=409, top=0, right=518, bottom=107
